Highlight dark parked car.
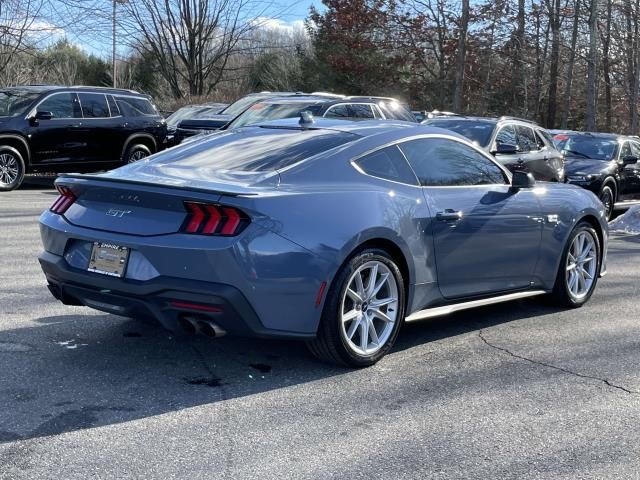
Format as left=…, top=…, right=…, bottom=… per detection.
left=553, top=131, right=640, bottom=219
left=423, top=115, right=565, bottom=182
left=165, top=103, right=228, bottom=147
left=0, top=85, right=166, bottom=191
left=224, top=95, right=416, bottom=130
left=173, top=92, right=312, bottom=143
left=39, top=117, right=607, bottom=367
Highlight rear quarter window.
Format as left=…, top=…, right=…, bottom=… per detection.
left=355, top=145, right=418, bottom=185
left=116, top=97, right=158, bottom=117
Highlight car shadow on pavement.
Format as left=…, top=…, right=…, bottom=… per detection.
left=0, top=296, right=568, bottom=445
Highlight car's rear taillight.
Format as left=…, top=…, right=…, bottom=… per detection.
left=50, top=186, right=76, bottom=214
left=181, top=202, right=249, bottom=236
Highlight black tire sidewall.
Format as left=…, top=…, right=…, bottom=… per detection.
left=598, top=184, right=614, bottom=220
left=554, top=222, right=601, bottom=307
left=124, top=144, right=151, bottom=164
left=0, top=146, right=25, bottom=192
left=322, top=249, right=406, bottom=367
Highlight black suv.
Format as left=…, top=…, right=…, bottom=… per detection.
left=423, top=115, right=564, bottom=182
left=0, top=85, right=166, bottom=191
left=553, top=131, right=640, bottom=219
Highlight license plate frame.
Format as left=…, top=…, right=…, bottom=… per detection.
left=88, top=242, right=130, bottom=278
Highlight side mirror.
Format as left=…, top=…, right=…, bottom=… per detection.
left=492, top=143, right=518, bottom=155
left=621, top=155, right=638, bottom=165
left=34, top=111, right=53, bottom=121
left=511, top=171, right=536, bottom=189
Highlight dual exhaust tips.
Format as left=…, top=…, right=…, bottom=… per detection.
left=179, top=316, right=227, bottom=338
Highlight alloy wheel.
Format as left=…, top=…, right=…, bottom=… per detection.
left=0, top=153, right=19, bottom=186
left=565, top=231, right=597, bottom=300
left=128, top=150, right=148, bottom=163
left=339, top=260, right=399, bottom=356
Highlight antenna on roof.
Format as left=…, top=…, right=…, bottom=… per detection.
left=299, top=110, right=314, bottom=128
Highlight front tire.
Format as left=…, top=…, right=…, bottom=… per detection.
left=123, top=144, right=151, bottom=164
left=550, top=221, right=601, bottom=308
left=598, top=184, right=615, bottom=221
left=0, top=146, right=25, bottom=192
left=307, top=249, right=406, bottom=367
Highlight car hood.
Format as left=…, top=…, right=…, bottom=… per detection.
left=564, top=157, right=615, bottom=176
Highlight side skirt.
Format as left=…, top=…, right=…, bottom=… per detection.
left=405, top=290, right=547, bottom=322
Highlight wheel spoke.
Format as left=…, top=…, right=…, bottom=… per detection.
left=369, top=297, right=395, bottom=308
left=354, top=271, right=365, bottom=299
left=359, top=317, right=369, bottom=351
left=346, top=317, right=361, bottom=340
left=366, top=263, right=378, bottom=298
left=342, top=309, right=359, bottom=323
left=371, top=308, right=393, bottom=323
left=367, top=317, right=379, bottom=345
left=346, top=288, right=363, bottom=303
left=370, top=272, right=389, bottom=299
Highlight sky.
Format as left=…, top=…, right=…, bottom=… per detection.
left=50, top=0, right=325, bottom=59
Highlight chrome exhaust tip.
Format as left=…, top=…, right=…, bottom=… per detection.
left=180, top=316, right=227, bottom=338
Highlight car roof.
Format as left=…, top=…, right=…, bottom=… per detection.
left=558, top=131, right=621, bottom=140
left=426, top=115, right=541, bottom=127
left=7, top=84, right=149, bottom=97
left=255, top=95, right=401, bottom=107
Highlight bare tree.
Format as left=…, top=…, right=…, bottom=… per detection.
left=121, top=0, right=266, bottom=99
left=452, top=0, right=469, bottom=112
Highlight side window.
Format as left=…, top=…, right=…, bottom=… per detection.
left=107, top=95, right=120, bottom=117
left=37, top=93, right=80, bottom=119
left=347, top=104, right=375, bottom=119
left=372, top=105, right=384, bottom=119
left=324, top=104, right=350, bottom=118
left=620, top=141, right=632, bottom=159
left=515, top=125, right=538, bottom=152
left=534, top=130, right=547, bottom=149
left=115, top=97, right=157, bottom=117
left=355, top=145, right=418, bottom=185
left=78, top=93, right=109, bottom=118
left=630, top=142, right=640, bottom=159
left=494, top=125, right=517, bottom=147
left=399, top=138, right=507, bottom=187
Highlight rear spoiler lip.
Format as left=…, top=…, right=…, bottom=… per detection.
left=55, top=173, right=260, bottom=197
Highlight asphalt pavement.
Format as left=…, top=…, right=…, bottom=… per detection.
left=1, top=183, right=640, bottom=479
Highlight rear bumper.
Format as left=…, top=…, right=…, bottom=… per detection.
left=39, top=251, right=314, bottom=339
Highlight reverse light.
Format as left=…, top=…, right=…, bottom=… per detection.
left=50, top=186, right=76, bottom=214
left=182, top=202, right=249, bottom=236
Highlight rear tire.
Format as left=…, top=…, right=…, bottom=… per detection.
left=307, top=249, right=406, bottom=367
left=123, top=144, right=151, bottom=164
left=0, top=146, right=25, bottom=192
left=549, top=221, right=601, bottom=308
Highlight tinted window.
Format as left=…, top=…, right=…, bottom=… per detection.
left=378, top=102, right=417, bottom=122
left=107, top=95, right=120, bottom=117
left=495, top=124, right=517, bottom=147
left=325, top=105, right=350, bottom=118
left=355, top=146, right=418, bottom=185
left=116, top=97, right=157, bottom=117
left=133, top=128, right=358, bottom=172
left=222, top=95, right=268, bottom=116
left=631, top=142, right=640, bottom=159
left=38, top=93, right=80, bottom=119
left=424, top=119, right=496, bottom=147
left=348, top=104, right=375, bottom=119
left=535, top=130, right=546, bottom=149
left=78, top=93, right=109, bottom=118
left=515, top=125, right=538, bottom=152
left=399, top=138, right=507, bottom=186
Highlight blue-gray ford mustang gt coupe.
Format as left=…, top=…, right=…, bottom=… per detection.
left=38, top=118, right=608, bottom=367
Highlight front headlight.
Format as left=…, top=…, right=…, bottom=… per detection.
left=567, top=174, right=598, bottom=182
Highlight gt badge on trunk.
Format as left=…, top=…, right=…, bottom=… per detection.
left=88, top=242, right=130, bottom=277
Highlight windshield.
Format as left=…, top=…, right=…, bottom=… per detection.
left=423, top=119, right=495, bottom=147
left=227, top=102, right=324, bottom=129
left=222, top=95, right=272, bottom=117
left=0, top=90, right=40, bottom=117
left=555, top=135, right=618, bottom=160
left=166, top=106, right=222, bottom=127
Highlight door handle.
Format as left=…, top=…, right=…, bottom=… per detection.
left=436, top=209, right=463, bottom=221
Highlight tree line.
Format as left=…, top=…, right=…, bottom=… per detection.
left=1, top=0, right=637, bottom=133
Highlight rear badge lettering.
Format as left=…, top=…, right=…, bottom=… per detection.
left=106, top=208, right=132, bottom=218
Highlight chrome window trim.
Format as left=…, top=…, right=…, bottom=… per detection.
left=350, top=133, right=512, bottom=188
